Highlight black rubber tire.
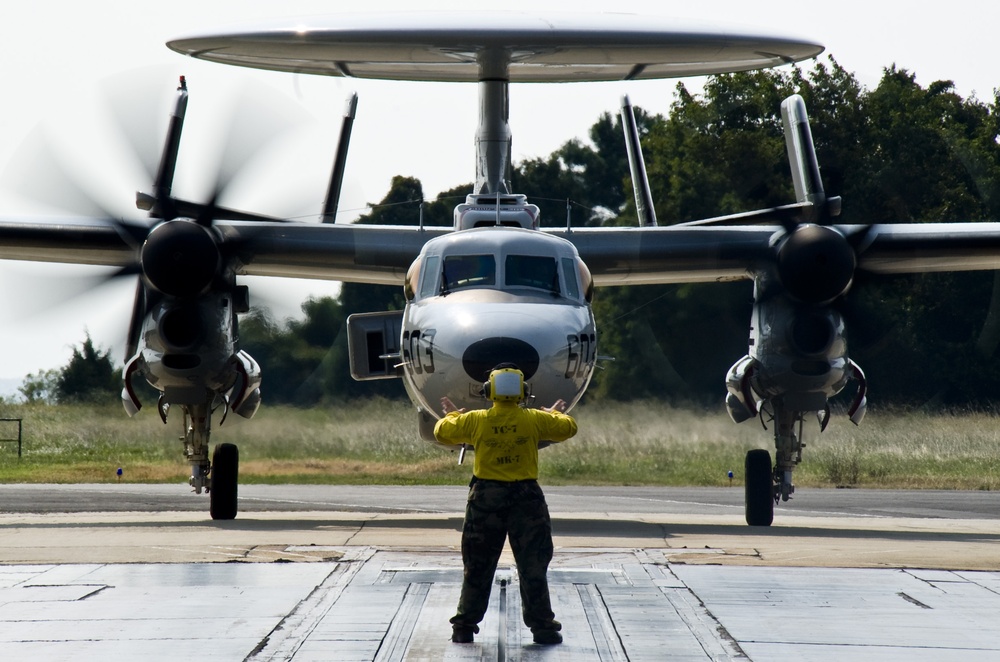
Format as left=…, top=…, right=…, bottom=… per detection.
left=745, top=448, right=774, bottom=527
left=210, top=442, right=239, bottom=520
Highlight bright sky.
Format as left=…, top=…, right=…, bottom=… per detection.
left=0, top=0, right=996, bottom=384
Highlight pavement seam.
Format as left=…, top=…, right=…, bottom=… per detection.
left=638, top=551, right=749, bottom=661
left=245, top=547, right=376, bottom=661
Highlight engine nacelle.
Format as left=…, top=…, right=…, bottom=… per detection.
left=775, top=224, right=855, bottom=304
left=120, top=287, right=261, bottom=423
left=141, top=220, right=222, bottom=298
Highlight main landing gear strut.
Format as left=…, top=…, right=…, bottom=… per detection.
left=182, top=401, right=239, bottom=520
left=745, top=404, right=805, bottom=526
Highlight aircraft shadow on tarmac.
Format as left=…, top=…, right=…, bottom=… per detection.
left=550, top=518, right=1000, bottom=544
left=1, top=515, right=997, bottom=546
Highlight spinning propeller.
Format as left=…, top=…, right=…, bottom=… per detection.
left=114, top=76, right=293, bottom=365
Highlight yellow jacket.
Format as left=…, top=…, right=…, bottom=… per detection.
left=434, top=402, right=578, bottom=481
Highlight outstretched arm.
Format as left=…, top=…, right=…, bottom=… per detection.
left=440, top=396, right=466, bottom=415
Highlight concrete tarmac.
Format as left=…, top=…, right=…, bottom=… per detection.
left=1, top=485, right=999, bottom=660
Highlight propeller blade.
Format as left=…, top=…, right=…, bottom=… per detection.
left=2, top=126, right=120, bottom=218
left=0, top=263, right=136, bottom=321
left=201, top=81, right=311, bottom=208
left=5, top=70, right=310, bottom=367
left=110, top=217, right=156, bottom=253
left=182, top=191, right=292, bottom=226
left=193, top=191, right=220, bottom=229
left=124, top=279, right=146, bottom=362
left=97, top=65, right=180, bottom=186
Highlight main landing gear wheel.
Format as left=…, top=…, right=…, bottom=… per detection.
left=210, top=442, right=239, bottom=520
left=745, top=448, right=774, bottom=527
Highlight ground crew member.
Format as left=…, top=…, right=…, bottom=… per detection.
left=434, top=364, right=578, bottom=645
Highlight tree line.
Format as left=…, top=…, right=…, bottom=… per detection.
left=31, top=56, right=1000, bottom=409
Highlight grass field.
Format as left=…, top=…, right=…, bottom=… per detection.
left=0, top=398, right=998, bottom=489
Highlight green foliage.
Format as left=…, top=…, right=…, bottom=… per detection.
left=238, top=300, right=348, bottom=404
left=342, top=176, right=438, bottom=318
left=511, top=109, right=649, bottom=225
left=585, top=58, right=1000, bottom=406
left=2, top=400, right=999, bottom=490
left=39, top=334, right=119, bottom=405
left=19, top=368, right=60, bottom=404
left=57, top=336, right=119, bottom=404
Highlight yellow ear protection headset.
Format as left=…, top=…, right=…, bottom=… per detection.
left=482, top=363, right=525, bottom=402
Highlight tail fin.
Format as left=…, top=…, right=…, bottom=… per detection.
left=620, top=95, right=657, bottom=227
left=780, top=94, right=840, bottom=221
left=322, top=93, right=359, bottom=223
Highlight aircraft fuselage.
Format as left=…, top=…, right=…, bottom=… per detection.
left=397, top=226, right=597, bottom=440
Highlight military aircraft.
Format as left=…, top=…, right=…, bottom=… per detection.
left=3, top=12, right=1000, bottom=525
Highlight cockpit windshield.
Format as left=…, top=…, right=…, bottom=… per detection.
left=442, top=255, right=496, bottom=292
left=420, top=238, right=589, bottom=302
left=505, top=255, right=559, bottom=294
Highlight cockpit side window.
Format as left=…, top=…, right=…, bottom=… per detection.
left=418, top=255, right=440, bottom=298
left=505, top=255, right=559, bottom=294
left=442, top=254, right=496, bottom=291
left=561, top=257, right=580, bottom=300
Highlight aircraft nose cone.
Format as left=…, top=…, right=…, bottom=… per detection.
left=463, top=337, right=540, bottom=381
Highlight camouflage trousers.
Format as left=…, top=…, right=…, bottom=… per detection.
left=450, top=478, right=560, bottom=632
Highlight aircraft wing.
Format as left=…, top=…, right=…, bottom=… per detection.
left=0, top=217, right=449, bottom=286
left=5, top=216, right=1000, bottom=288
left=221, top=221, right=449, bottom=284
left=550, top=222, right=1000, bottom=287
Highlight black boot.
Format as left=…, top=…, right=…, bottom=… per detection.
left=532, top=629, right=563, bottom=645
left=532, top=620, right=563, bottom=645
left=451, top=624, right=478, bottom=643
